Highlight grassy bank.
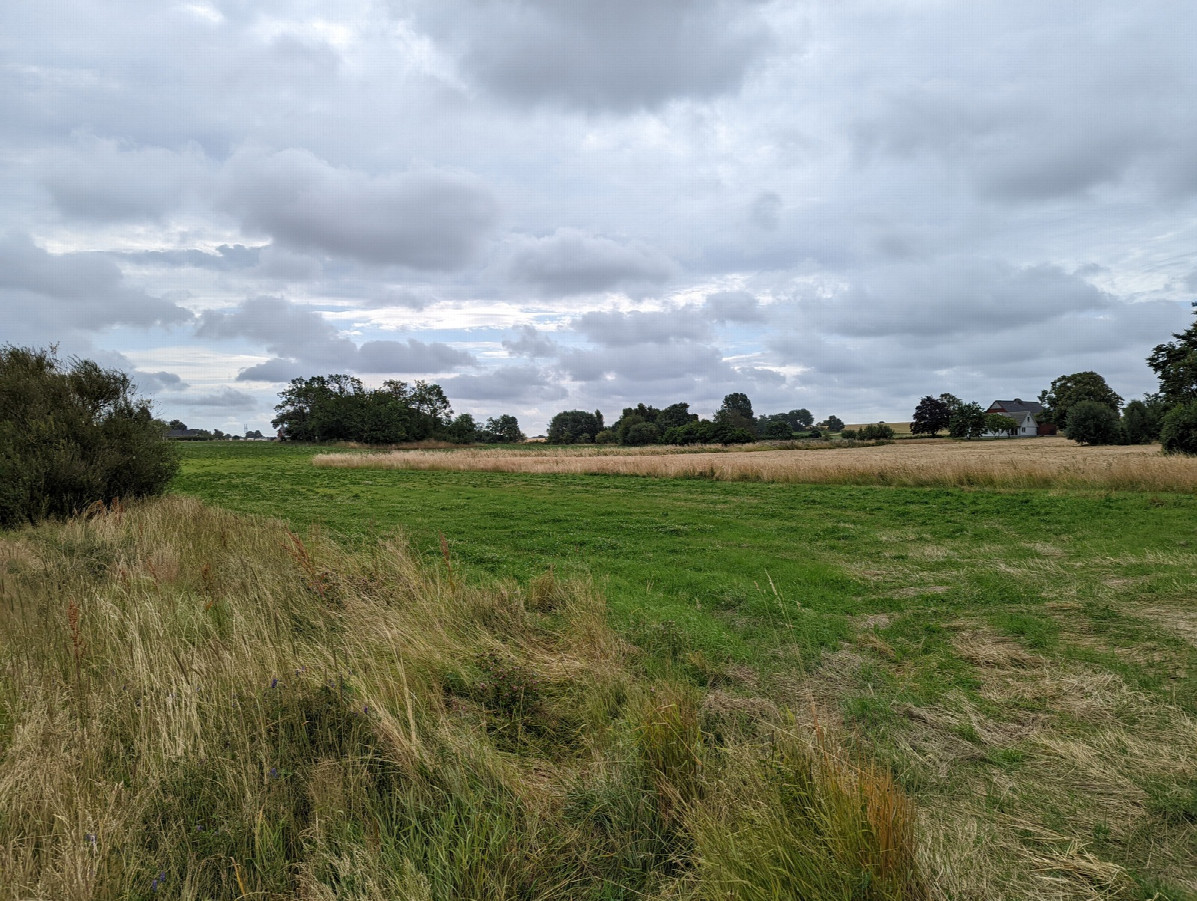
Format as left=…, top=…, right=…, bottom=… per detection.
left=163, top=442, right=1197, bottom=897
left=0, top=496, right=922, bottom=900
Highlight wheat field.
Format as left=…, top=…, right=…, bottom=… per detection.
left=315, top=437, right=1197, bottom=491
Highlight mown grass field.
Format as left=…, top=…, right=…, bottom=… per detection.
left=166, top=441, right=1197, bottom=898
left=3, top=439, right=1195, bottom=899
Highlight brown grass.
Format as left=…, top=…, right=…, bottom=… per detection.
left=314, top=437, right=1197, bottom=491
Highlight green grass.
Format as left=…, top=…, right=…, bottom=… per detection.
left=164, top=442, right=1197, bottom=895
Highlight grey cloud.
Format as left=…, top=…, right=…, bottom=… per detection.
left=705, top=291, right=766, bottom=323
left=749, top=192, right=781, bottom=231
left=235, top=358, right=309, bottom=383
left=39, top=137, right=198, bottom=222
left=444, top=365, right=567, bottom=403
left=356, top=339, right=474, bottom=373
left=219, top=148, right=498, bottom=269
left=185, top=388, right=258, bottom=408
left=420, top=0, right=772, bottom=111
left=511, top=229, right=674, bottom=295
left=804, top=261, right=1111, bottom=339
left=362, top=289, right=431, bottom=311
left=502, top=325, right=558, bottom=358
left=0, top=232, right=192, bottom=331
left=114, top=245, right=262, bottom=271
left=560, top=341, right=726, bottom=383
left=573, top=309, right=709, bottom=347
left=200, top=296, right=473, bottom=381
left=135, top=370, right=187, bottom=392
left=197, top=295, right=355, bottom=366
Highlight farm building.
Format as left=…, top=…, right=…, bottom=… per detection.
left=985, top=399, right=1056, bottom=437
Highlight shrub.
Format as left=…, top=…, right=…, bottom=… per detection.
left=1065, top=400, right=1121, bottom=446
left=839, top=429, right=858, bottom=440
left=858, top=423, right=895, bottom=441
left=0, top=346, right=178, bottom=527
left=1160, top=401, right=1197, bottom=455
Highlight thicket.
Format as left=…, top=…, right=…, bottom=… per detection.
left=272, top=374, right=523, bottom=446
left=0, top=346, right=178, bottom=527
left=548, top=397, right=828, bottom=447
left=1160, top=401, right=1197, bottom=455
left=0, top=497, right=926, bottom=900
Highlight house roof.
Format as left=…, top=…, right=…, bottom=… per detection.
left=989, top=398, right=1044, bottom=415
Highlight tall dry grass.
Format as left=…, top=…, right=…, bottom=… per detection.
left=0, top=497, right=925, bottom=900
left=315, top=437, right=1197, bottom=492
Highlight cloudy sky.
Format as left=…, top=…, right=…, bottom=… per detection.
left=3, top=1, right=1195, bottom=434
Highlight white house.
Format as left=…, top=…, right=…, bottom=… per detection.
left=984, top=399, right=1048, bottom=437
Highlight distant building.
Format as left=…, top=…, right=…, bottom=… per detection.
left=985, top=399, right=1056, bottom=436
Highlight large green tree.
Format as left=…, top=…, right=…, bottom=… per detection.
left=480, top=414, right=525, bottom=444
left=911, top=395, right=951, bottom=437
left=547, top=409, right=604, bottom=444
left=0, top=346, right=179, bottom=527
left=1038, top=372, right=1122, bottom=430
left=1147, top=307, right=1197, bottom=406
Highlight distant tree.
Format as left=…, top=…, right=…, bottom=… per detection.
left=759, top=417, right=794, bottom=440
left=623, top=421, right=662, bottom=446
left=657, top=402, right=698, bottom=432
left=1160, top=401, right=1197, bottom=455
left=824, top=415, right=844, bottom=432
left=0, top=346, right=179, bottom=527
left=858, top=423, right=895, bottom=441
left=1120, top=398, right=1165, bottom=444
left=212, top=428, right=226, bottom=440
left=273, top=374, right=454, bottom=443
left=1147, top=308, right=1197, bottom=406
left=788, top=408, right=814, bottom=429
left=911, top=395, right=951, bottom=437
left=715, top=393, right=754, bottom=425
left=983, top=413, right=1018, bottom=436
left=1064, top=400, right=1121, bottom=445
left=245, top=429, right=264, bottom=440
left=547, top=410, right=604, bottom=444
left=447, top=413, right=479, bottom=444
left=168, top=419, right=187, bottom=431
left=1038, top=372, right=1121, bottom=431
left=948, top=402, right=987, bottom=439
left=481, top=414, right=524, bottom=444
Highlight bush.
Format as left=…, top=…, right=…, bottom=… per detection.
left=0, top=346, right=178, bottom=527
left=839, top=429, right=857, bottom=440
left=1161, top=401, right=1197, bottom=455
left=858, top=423, right=895, bottom=441
left=1065, top=400, right=1121, bottom=446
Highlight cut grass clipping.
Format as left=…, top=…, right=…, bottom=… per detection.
left=0, top=496, right=923, bottom=900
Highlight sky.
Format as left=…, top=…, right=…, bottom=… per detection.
left=2, top=0, right=1195, bottom=435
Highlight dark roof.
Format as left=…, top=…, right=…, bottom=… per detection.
left=989, top=399, right=1044, bottom=415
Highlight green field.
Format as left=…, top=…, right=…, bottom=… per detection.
left=166, top=441, right=1197, bottom=896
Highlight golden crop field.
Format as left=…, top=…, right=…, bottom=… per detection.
left=315, top=436, right=1197, bottom=491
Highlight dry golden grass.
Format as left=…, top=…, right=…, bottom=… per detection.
left=314, top=436, right=1197, bottom=491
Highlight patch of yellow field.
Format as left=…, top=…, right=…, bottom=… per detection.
left=314, top=436, right=1197, bottom=491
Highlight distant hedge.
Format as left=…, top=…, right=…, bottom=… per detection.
left=0, top=346, right=178, bottom=527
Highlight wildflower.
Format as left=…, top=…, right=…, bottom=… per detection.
left=270, top=677, right=279, bottom=689
left=150, top=870, right=166, bottom=892
left=85, top=832, right=96, bottom=846
left=268, top=766, right=279, bottom=780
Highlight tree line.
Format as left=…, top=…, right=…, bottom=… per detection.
left=545, top=395, right=845, bottom=446
left=271, top=374, right=525, bottom=445
left=908, top=305, right=1197, bottom=453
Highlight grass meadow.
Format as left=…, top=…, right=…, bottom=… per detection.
left=2, top=438, right=1196, bottom=898
left=313, top=435, right=1197, bottom=492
